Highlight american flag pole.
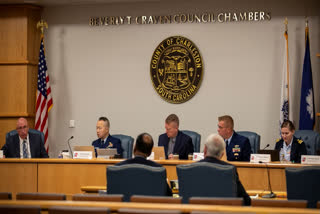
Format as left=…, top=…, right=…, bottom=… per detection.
left=35, top=20, right=53, bottom=152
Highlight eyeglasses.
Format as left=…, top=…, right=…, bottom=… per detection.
left=16, top=125, right=28, bottom=131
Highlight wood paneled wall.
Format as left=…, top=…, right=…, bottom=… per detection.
left=0, top=5, right=41, bottom=148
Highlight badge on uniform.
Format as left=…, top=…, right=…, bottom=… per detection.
left=107, top=142, right=113, bottom=148
left=233, top=145, right=241, bottom=153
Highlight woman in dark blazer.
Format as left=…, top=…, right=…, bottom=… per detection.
left=275, top=120, right=307, bottom=163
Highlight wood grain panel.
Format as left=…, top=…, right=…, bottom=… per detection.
left=0, top=7, right=28, bottom=62
left=0, top=65, right=28, bottom=114
left=27, top=65, right=38, bottom=114
left=0, top=163, right=37, bottom=196
left=26, top=6, right=41, bottom=62
left=38, top=163, right=111, bottom=194
left=0, top=5, right=41, bottom=62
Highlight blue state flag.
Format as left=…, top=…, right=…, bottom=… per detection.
left=299, top=26, right=314, bottom=130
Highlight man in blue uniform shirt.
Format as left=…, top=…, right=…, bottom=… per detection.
left=217, top=115, right=251, bottom=161
left=92, top=117, right=123, bottom=157
left=158, top=114, right=194, bottom=160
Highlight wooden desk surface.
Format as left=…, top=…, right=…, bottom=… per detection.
left=0, top=200, right=318, bottom=214
left=0, top=158, right=311, bottom=196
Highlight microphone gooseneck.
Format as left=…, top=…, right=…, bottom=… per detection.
left=262, top=162, right=277, bottom=198
left=67, top=136, right=74, bottom=159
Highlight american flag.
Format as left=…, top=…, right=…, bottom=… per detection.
left=35, top=36, right=53, bottom=152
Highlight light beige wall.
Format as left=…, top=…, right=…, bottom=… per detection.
left=42, top=0, right=320, bottom=157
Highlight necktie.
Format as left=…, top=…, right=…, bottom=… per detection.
left=168, top=138, right=174, bottom=156
left=225, top=140, right=229, bottom=150
left=101, top=139, right=104, bottom=146
left=23, top=140, right=28, bottom=158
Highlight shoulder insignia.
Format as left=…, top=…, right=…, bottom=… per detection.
left=276, top=138, right=281, bottom=142
left=297, top=139, right=303, bottom=144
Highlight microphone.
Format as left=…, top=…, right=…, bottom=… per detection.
left=67, top=136, right=74, bottom=159
left=262, top=162, right=276, bottom=198
left=261, top=144, right=270, bottom=150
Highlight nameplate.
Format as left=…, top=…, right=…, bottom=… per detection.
left=301, top=155, right=320, bottom=164
left=250, top=154, right=271, bottom=163
left=73, top=151, right=93, bottom=159
left=0, top=150, right=3, bottom=159
left=193, top=152, right=204, bottom=160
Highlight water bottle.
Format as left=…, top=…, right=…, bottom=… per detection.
left=58, top=151, right=63, bottom=159
left=280, top=148, right=285, bottom=162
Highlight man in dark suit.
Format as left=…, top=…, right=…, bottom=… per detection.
left=158, top=114, right=194, bottom=160
left=116, top=133, right=172, bottom=196
left=92, top=116, right=123, bottom=157
left=199, top=133, right=251, bottom=206
left=218, top=115, right=251, bottom=161
left=1, top=117, right=48, bottom=158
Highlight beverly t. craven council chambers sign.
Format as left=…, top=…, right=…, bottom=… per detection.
left=150, top=36, right=203, bottom=104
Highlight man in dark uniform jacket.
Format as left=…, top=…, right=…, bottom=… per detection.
left=116, top=133, right=172, bottom=196
left=92, top=116, right=123, bottom=157
left=2, top=117, right=48, bottom=158
left=217, top=115, right=251, bottom=161
left=199, top=133, right=251, bottom=206
left=158, top=114, right=194, bottom=160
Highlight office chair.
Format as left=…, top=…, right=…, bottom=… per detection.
left=237, top=131, right=260, bottom=153
left=107, top=164, right=169, bottom=202
left=181, top=130, right=201, bottom=153
left=113, top=134, right=134, bottom=158
left=177, top=162, right=237, bottom=203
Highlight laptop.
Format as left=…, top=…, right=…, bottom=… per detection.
left=152, top=146, right=166, bottom=160
left=258, top=149, right=280, bottom=161
left=96, top=148, right=118, bottom=159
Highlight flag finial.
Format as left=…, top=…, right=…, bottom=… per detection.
left=305, top=17, right=309, bottom=28
left=37, top=20, right=48, bottom=35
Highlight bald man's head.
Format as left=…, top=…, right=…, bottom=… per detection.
left=16, top=117, right=29, bottom=139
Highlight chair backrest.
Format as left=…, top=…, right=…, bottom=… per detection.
left=237, top=131, right=260, bottom=153
left=113, top=134, right=134, bottom=159
left=16, top=192, right=66, bottom=200
left=294, top=130, right=320, bottom=155
left=189, top=197, right=243, bottom=206
left=0, top=192, right=12, bottom=200
left=251, top=199, right=307, bottom=208
left=6, top=129, right=44, bottom=144
left=0, top=205, right=41, bottom=214
left=49, top=206, right=110, bottom=214
left=286, top=166, right=320, bottom=208
left=72, top=193, right=123, bottom=202
left=130, top=195, right=182, bottom=204
left=118, top=208, right=181, bottom=214
left=176, top=162, right=237, bottom=203
left=107, top=164, right=168, bottom=202
left=181, top=130, right=201, bottom=153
